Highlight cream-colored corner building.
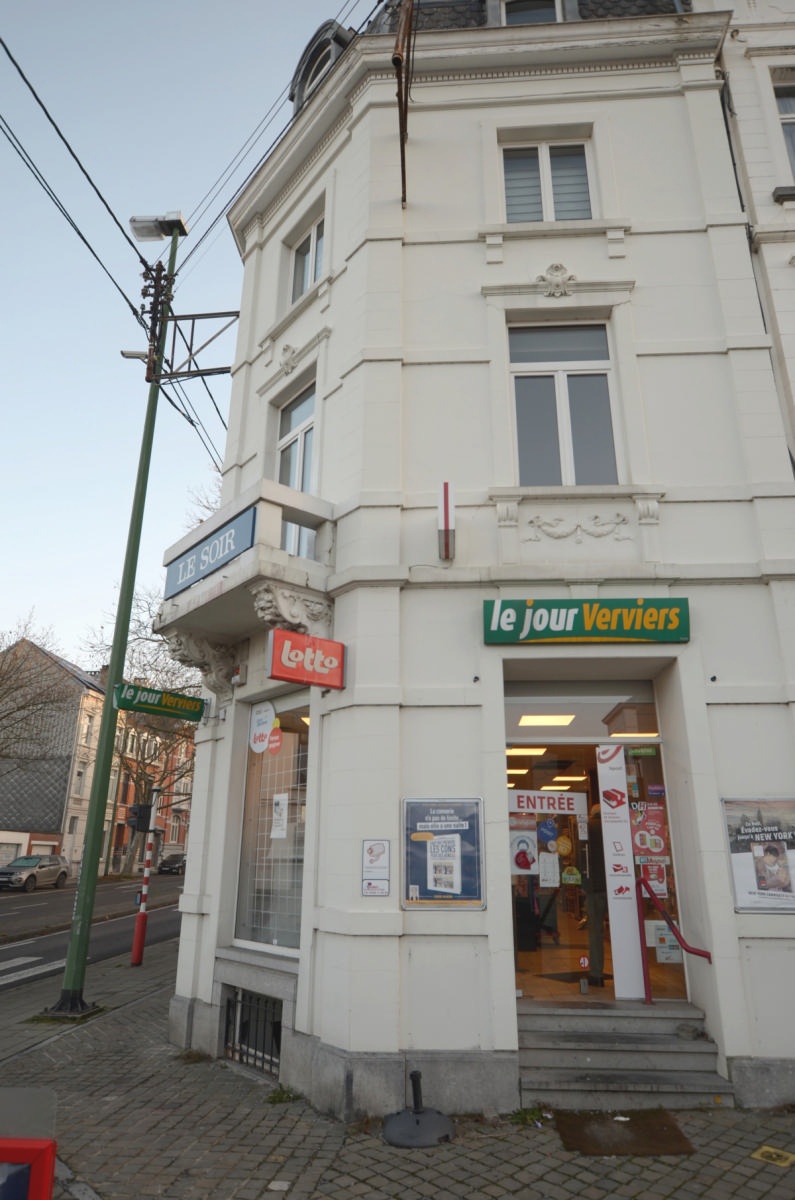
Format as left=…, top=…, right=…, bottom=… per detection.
left=156, top=0, right=795, bottom=1117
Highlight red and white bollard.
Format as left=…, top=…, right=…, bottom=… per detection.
left=131, top=789, right=159, bottom=966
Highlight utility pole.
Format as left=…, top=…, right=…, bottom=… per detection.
left=48, top=214, right=187, bottom=1015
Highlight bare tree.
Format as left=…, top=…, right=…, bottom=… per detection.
left=84, top=589, right=204, bottom=872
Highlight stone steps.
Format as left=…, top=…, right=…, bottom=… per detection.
left=517, top=1000, right=734, bottom=1110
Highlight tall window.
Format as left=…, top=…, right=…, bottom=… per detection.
left=235, top=708, right=309, bottom=949
left=504, top=145, right=591, bottom=222
left=277, top=385, right=316, bottom=557
left=776, top=88, right=795, bottom=176
left=505, top=0, right=558, bottom=22
left=291, top=216, right=324, bottom=303
left=510, top=325, right=618, bottom=486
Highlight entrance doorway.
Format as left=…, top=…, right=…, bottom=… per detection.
left=506, top=682, right=686, bottom=1002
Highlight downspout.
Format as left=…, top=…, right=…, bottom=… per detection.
left=393, top=0, right=415, bottom=207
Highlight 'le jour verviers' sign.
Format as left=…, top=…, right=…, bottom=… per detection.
left=484, top=598, right=690, bottom=644
left=114, top=683, right=205, bottom=722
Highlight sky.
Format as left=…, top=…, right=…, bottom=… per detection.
left=1, top=0, right=377, bottom=666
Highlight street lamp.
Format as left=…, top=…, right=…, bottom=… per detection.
left=48, top=212, right=188, bottom=1015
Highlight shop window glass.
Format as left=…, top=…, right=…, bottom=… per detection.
left=235, top=708, right=309, bottom=949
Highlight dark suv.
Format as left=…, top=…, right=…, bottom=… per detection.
left=0, top=854, right=70, bottom=892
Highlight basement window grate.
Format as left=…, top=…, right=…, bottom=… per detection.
left=224, top=989, right=282, bottom=1076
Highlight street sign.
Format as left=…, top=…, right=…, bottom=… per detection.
left=113, top=682, right=205, bottom=721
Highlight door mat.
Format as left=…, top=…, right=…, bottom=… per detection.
left=554, top=1109, right=694, bottom=1156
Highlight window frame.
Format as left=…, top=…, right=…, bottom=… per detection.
left=234, top=702, right=310, bottom=952
left=276, top=384, right=317, bottom=557
left=503, top=142, right=592, bottom=223
left=290, top=215, right=325, bottom=305
left=775, top=86, right=795, bottom=178
left=509, top=324, right=619, bottom=488
left=503, top=0, right=562, bottom=23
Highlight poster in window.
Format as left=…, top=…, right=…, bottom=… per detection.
left=403, top=798, right=484, bottom=908
left=723, top=799, right=795, bottom=912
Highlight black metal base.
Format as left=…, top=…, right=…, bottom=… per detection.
left=44, top=990, right=101, bottom=1019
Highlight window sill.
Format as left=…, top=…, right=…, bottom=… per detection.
left=490, top=485, right=663, bottom=502
left=481, top=218, right=631, bottom=239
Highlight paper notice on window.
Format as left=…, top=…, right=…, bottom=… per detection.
left=271, top=793, right=288, bottom=839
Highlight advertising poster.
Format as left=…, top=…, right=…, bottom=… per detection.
left=631, top=797, right=670, bottom=898
left=723, top=799, right=795, bottom=912
left=596, top=744, right=645, bottom=998
left=403, top=798, right=484, bottom=908
left=509, top=812, right=538, bottom=876
left=270, top=793, right=288, bottom=840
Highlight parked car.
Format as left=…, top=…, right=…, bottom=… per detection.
left=0, top=854, right=69, bottom=892
left=157, top=854, right=186, bottom=875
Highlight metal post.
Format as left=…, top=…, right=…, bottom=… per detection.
left=47, top=225, right=182, bottom=1014
left=131, top=787, right=160, bottom=965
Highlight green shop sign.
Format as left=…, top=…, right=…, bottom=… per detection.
left=114, top=682, right=205, bottom=721
left=484, top=598, right=690, bottom=645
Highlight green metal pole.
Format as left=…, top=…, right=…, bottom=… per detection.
left=49, top=227, right=182, bottom=1014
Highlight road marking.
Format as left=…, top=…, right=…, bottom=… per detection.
left=0, top=959, right=66, bottom=986
left=0, top=957, right=39, bottom=971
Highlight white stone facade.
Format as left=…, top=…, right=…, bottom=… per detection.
left=158, top=2, right=795, bottom=1116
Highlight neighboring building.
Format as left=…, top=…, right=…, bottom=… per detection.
left=0, top=640, right=105, bottom=869
left=156, top=0, right=795, bottom=1116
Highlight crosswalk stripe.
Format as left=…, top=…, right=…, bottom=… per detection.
left=0, top=959, right=65, bottom=986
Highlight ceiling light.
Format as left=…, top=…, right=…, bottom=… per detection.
left=507, top=769, right=529, bottom=776
left=506, top=747, right=547, bottom=756
left=519, top=715, right=575, bottom=727
left=553, top=774, right=587, bottom=783
left=540, top=785, right=570, bottom=791
left=609, top=731, right=657, bottom=738
left=301, top=716, right=310, bottom=725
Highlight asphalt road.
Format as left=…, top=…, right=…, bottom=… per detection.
left=0, top=873, right=183, bottom=943
left=0, top=874, right=183, bottom=990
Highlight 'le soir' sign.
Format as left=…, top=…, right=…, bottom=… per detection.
left=164, top=507, right=256, bottom=599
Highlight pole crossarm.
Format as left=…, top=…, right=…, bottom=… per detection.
left=154, top=311, right=239, bottom=382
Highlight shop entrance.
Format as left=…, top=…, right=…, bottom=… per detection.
left=506, top=681, right=686, bottom=1002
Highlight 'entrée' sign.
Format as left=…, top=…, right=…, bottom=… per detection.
left=484, top=598, right=690, bottom=644
left=266, top=628, right=346, bottom=690
left=164, top=506, right=256, bottom=599
left=114, top=683, right=205, bottom=721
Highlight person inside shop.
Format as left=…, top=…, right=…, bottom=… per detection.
left=755, top=843, right=792, bottom=893
left=585, top=803, right=608, bottom=986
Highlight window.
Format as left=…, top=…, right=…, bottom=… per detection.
left=504, top=145, right=591, bottom=222
left=510, top=325, right=618, bottom=486
left=505, top=0, right=558, bottom=22
left=235, top=707, right=309, bottom=949
left=277, top=385, right=316, bottom=557
left=776, top=87, right=795, bottom=176
left=291, top=216, right=324, bottom=303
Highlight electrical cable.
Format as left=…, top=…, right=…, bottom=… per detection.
left=0, top=113, right=144, bottom=323
left=0, top=34, right=149, bottom=269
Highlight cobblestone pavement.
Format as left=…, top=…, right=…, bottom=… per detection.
left=2, top=940, right=794, bottom=1200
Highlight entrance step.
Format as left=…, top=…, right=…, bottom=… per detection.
left=518, top=999, right=734, bottom=1110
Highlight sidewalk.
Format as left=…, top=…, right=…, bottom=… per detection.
left=2, top=940, right=794, bottom=1200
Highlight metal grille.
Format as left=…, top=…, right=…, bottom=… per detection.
left=224, top=989, right=282, bottom=1075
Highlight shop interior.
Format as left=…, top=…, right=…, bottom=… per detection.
left=505, top=681, right=686, bottom=1002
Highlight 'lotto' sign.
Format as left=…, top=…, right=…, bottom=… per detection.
left=266, top=628, right=346, bottom=690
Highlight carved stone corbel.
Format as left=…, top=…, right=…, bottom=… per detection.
left=249, top=582, right=332, bottom=638
left=164, top=632, right=237, bottom=697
